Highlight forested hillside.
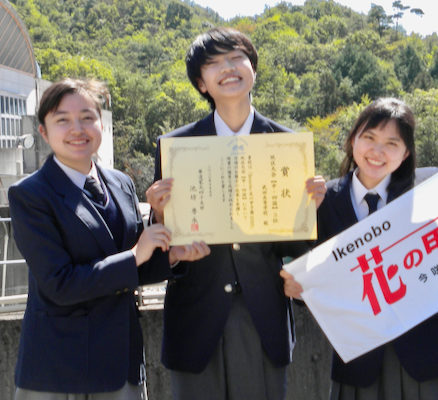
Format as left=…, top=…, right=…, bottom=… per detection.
left=10, top=0, right=438, bottom=196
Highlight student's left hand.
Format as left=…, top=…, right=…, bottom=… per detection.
left=146, top=178, right=173, bottom=223
left=169, top=241, right=211, bottom=264
left=280, top=269, right=303, bottom=299
left=306, top=176, right=327, bottom=209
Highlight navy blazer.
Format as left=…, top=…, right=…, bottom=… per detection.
left=154, top=111, right=310, bottom=373
left=8, top=155, right=172, bottom=393
left=317, top=167, right=438, bottom=387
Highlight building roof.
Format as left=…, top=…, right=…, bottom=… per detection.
left=0, top=0, right=37, bottom=76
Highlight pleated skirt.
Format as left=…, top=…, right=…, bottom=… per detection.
left=329, top=345, right=438, bottom=400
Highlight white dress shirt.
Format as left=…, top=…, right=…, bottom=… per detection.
left=350, top=169, right=391, bottom=221
left=214, top=106, right=255, bottom=137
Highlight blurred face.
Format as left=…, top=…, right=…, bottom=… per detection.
left=352, top=119, right=409, bottom=189
left=39, top=92, right=102, bottom=174
left=197, top=49, right=255, bottom=107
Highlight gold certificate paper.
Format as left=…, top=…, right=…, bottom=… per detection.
left=161, top=132, right=316, bottom=245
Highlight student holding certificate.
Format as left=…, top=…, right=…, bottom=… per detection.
left=8, top=78, right=207, bottom=400
left=147, top=28, right=325, bottom=400
left=282, top=98, right=438, bottom=400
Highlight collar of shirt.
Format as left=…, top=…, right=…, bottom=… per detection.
left=53, top=155, right=100, bottom=189
left=214, top=106, right=255, bottom=137
left=350, top=169, right=391, bottom=221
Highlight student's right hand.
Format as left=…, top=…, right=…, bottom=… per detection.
left=131, top=223, right=172, bottom=266
left=169, top=241, right=211, bottom=264
left=280, top=269, right=303, bottom=299
left=146, top=178, right=173, bottom=223
left=306, top=176, right=326, bottom=209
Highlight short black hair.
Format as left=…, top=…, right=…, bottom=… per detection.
left=186, top=27, right=258, bottom=109
left=38, top=78, right=110, bottom=126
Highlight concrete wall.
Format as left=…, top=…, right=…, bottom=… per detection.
left=0, top=304, right=332, bottom=400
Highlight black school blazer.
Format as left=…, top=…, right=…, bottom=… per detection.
left=9, top=155, right=172, bottom=392
left=154, top=111, right=310, bottom=373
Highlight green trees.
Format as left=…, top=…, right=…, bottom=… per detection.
left=10, top=0, right=437, bottom=182
left=405, top=89, right=438, bottom=167
left=334, top=43, right=389, bottom=102
left=394, top=44, right=429, bottom=91
left=368, top=4, right=390, bottom=37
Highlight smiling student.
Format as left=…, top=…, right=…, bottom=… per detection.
left=146, top=27, right=326, bottom=400
left=282, top=97, right=438, bottom=400
left=8, top=78, right=208, bottom=400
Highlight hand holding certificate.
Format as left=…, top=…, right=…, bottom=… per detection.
left=160, top=132, right=316, bottom=245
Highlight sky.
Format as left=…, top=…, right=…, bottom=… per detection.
left=193, top=0, right=437, bottom=37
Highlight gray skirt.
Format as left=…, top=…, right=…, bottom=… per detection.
left=170, top=294, right=287, bottom=400
left=329, top=344, right=438, bottom=400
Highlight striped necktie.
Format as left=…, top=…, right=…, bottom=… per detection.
left=84, top=176, right=105, bottom=205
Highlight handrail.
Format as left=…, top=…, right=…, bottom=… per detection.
left=0, top=284, right=166, bottom=314
left=1, top=259, right=26, bottom=265
left=0, top=293, right=27, bottom=305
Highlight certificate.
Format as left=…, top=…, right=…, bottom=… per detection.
left=161, top=132, right=316, bottom=245
left=283, top=171, right=438, bottom=363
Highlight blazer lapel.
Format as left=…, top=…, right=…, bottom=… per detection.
left=250, top=111, right=275, bottom=133
left=192, top=113, right=216, bottom=136
left=332, top=173, right=358, bottom=226
left=41, top=156, right=118, bottom=255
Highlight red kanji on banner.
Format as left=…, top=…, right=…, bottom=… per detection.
left=422, top=227, right=438, bottom=255
left=355, top=246, right=407, bottom=315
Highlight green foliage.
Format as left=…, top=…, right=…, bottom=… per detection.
left=313, top=14, right=348, bottom=43
left=253, top=49, right=292, bottom=119
left=305, top=114, right=341, bottom=178
left=165, top=2, right=192, bottom=29
left=404, top=89, right=438, bottom=167
left=394, top=44, right=430, bottom=91
left=10, top=0, right=437, bottom=184
left=116, top=150, right=156, bottom=201
left=334, top=43, right=390, bottom=102
left=46, top=55, right=116, bottom=84
left=368, top=4, right=390, bottom=37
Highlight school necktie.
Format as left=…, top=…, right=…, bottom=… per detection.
left=364, top=193, right=380, bottom=215
left=84, top=176, right=105, bottom=205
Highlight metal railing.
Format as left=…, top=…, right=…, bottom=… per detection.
left=0, top=217, right=166, bottom=315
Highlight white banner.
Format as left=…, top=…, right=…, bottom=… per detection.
left=283, top=172, right=438, bottom=363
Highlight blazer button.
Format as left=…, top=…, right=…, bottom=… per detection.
left=115, top=290, right=121, bottom=295
left=123, top=288, right=129, bottom=293
left=224, top=284, right=233, bottom=293
left=232, top=243, right=240, bottom=251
